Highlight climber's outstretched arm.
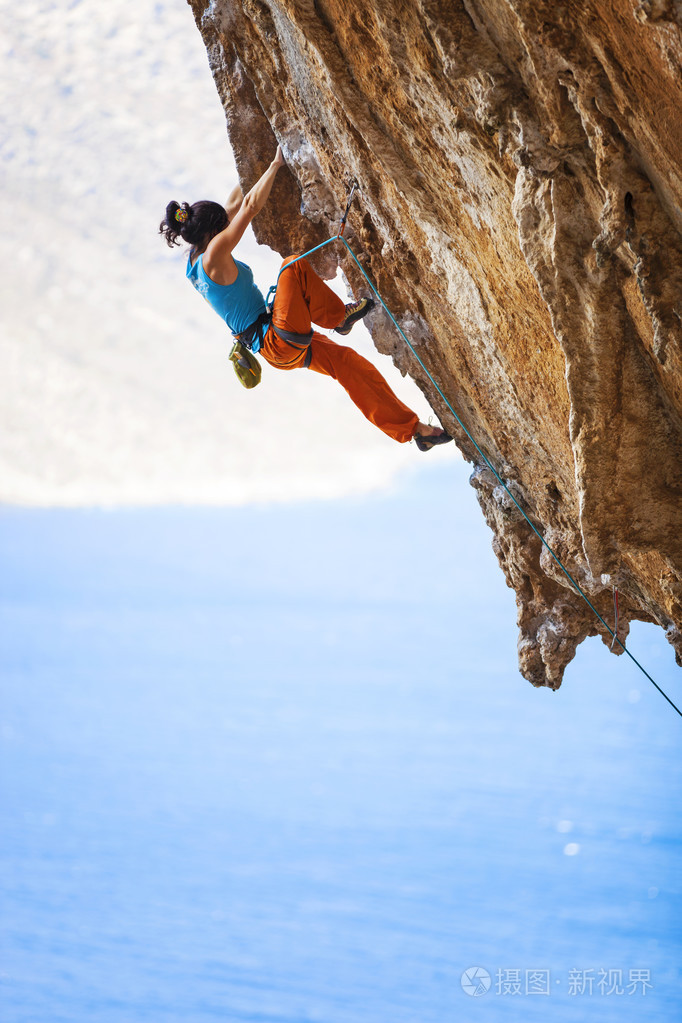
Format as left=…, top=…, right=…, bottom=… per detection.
left=225, top=183, right=243, bottom=221
left=240, top=145, right=286, bottom=216
left=204, top=145, right=285, bottom=276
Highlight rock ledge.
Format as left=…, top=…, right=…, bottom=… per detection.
left=187, top=0, right=682, bottom=687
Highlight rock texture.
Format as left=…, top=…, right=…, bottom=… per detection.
left=187, top=0, right=682, bottom=687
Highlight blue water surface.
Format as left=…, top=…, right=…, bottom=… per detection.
left=1, top=461, right=680, bottom=1022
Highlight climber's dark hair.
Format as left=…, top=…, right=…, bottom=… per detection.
left=159, top=200, right=229, bottom=252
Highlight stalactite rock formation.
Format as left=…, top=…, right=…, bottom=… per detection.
left=187, top=0, right=682, bottom=688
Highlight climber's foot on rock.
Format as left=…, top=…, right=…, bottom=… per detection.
left=414, top=424, right=452, bottom=452
left=335, top=297, right=374, bottom=335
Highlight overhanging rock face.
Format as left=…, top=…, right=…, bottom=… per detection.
left=187, top=0, right=682, bottom=688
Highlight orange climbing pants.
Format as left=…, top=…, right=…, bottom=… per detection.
left=259, top=256, right=419, bottom=443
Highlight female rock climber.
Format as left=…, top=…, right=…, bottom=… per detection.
left=159, top=144, right=452, bottom=451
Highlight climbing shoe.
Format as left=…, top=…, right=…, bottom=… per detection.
left=414, top=429, right=453, bottom=452
left=335, top=297, right=375, bottom=335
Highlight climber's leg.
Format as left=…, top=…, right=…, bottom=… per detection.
left=308, top=334, right=419, bottom=443
left=262, top=255, right=447, bottom=446
left=272, top=255, right=346, bottom=333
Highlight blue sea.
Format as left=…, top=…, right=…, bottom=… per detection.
left=1, top=461, right=680, bottom=1022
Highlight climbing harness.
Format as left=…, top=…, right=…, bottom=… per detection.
left=270, top=324, right=315, bottom=367
left=234, top=310, right=272, bottom=353
left=260, top=180, right=681, bottom=718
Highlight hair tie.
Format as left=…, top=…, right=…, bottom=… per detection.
left=174, top=207, right=189, bottom=224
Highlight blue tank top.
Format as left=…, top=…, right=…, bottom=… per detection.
left=186, top=254, right=267, bottom=351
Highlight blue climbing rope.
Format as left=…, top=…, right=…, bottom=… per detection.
left=266, top=192, right=681, bottom=718
left=264, top=179, right=358, bottom=310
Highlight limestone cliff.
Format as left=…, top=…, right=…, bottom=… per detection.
left=187, top=0, right=682, bottom=688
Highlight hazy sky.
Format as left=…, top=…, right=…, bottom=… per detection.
left=1, top=0, right=455, bottom=506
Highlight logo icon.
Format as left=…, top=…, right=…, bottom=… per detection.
left=461, top=966, right=491, bottom=997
